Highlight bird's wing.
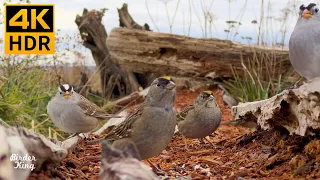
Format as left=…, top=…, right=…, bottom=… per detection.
left=77, top=94, right=113, bottom=119
left=103, top=102, right=145, bottom=141
left=176, top=104, right=195, bottom=121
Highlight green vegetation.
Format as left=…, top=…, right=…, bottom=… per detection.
left=223, top=50, right=298, bottom=102
left=0, top=56, right=68, bottom=138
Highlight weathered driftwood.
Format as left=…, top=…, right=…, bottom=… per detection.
left=0, top=126, right=20, bottom=180
left=106, top=27, right=291, bottom=79
left=61, top=134, right=85, bottom=151
left=93, top=110, right=130, bottom=136
left=231, top=77, right=320, bottom=136
left=117, top=3, right=150, bottom=31
left=3, top=126, right=68, bottom=171
left=99, top=141, right=159, bottom=180
left=75, top=8, right=140, bottom=99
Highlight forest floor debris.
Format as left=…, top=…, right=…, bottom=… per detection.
left=28, top=87, right=320, bottom=180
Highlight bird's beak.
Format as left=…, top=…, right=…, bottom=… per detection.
left=303, top=9, right=312, bottom=19
left=166, top=81, right=176, bottom=90
left=64, top=91, right=70, bottom=99
left=208, top=94, right=215, bottom=101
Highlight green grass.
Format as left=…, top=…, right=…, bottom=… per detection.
left=223, top=49, right=299, bottom=103
left=0, top=62, right=69, bottom=139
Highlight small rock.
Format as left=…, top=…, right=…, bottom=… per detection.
left=193, top=164, right=201, bottom=171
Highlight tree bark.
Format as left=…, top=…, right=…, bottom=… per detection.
left=106, top=27, right=292, bottom=79
left=75, top=9, right=139, bottom=99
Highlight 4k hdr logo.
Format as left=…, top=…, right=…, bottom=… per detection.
left=4, top=4, right=55, bottom=54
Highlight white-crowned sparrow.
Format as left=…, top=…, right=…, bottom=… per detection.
left=92, top=76, right=177, bottom=160
left=177, top=90, right=222, bottom=146
left=289, top=3, right=320, bottom=81
left=47, top=84, right=119, bottom=134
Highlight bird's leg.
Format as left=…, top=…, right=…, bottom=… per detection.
left=183, top=136, right=191, bottom=150
left=199, top=136, right=215, bottom=147
left=146, top=159, right=165, bottom=176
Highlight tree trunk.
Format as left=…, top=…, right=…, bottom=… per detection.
left=75, top=9, right=139, bottom=99
left=106, top=27, right=292, bottom=79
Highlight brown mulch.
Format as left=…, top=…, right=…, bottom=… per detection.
left=28, top=87, right=320, bottom=180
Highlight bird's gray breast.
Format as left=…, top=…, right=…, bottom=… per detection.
left=289, top=21, right=320, bottom=79
left=131, top=107, right=176, bottom=159
left=178, top=103, right=221, bottom=138
left=47, top=97, right=89, bottom=133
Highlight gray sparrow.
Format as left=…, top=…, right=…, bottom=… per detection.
left=177, top=90, right=222, bottom=147
left=91, top=76, right=177, bottom=160
left=289, top=3, right=320, bottom=81
left=47, top=84, right=119, bottom=135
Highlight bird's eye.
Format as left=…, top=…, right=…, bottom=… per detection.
left=156, top=84, right=161, bottom=87
left=315, top=8, right=319, bottom=13
left=59, top=92, right=62, bottom=94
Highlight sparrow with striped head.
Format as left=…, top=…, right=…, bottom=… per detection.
left=289, top=3, right=320, bottom=85
left=47, top=84, right=119, bottom=136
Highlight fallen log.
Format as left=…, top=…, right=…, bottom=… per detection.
left=106, top=27, right=292, bottom=79
left=231, top=77, right=320, bottom=136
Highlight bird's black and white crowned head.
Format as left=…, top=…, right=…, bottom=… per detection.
left=298, top=3, right=320, bottom=20
left=57, top=84, right=74, bottom=99
left=146, top=76, right=176, bottom=108
left=195, top=90, right=215, bottom=106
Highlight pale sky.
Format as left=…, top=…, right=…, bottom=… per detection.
left=0, top=0, right=319, bottom=65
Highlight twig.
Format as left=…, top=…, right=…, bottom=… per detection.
left=171, top=0, right=181, bottom=32
left=192, top=0, right=204, bottom=37
left=188, top=0, right=192, bottom=36
left=145, top=0, right=160, bottom=32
